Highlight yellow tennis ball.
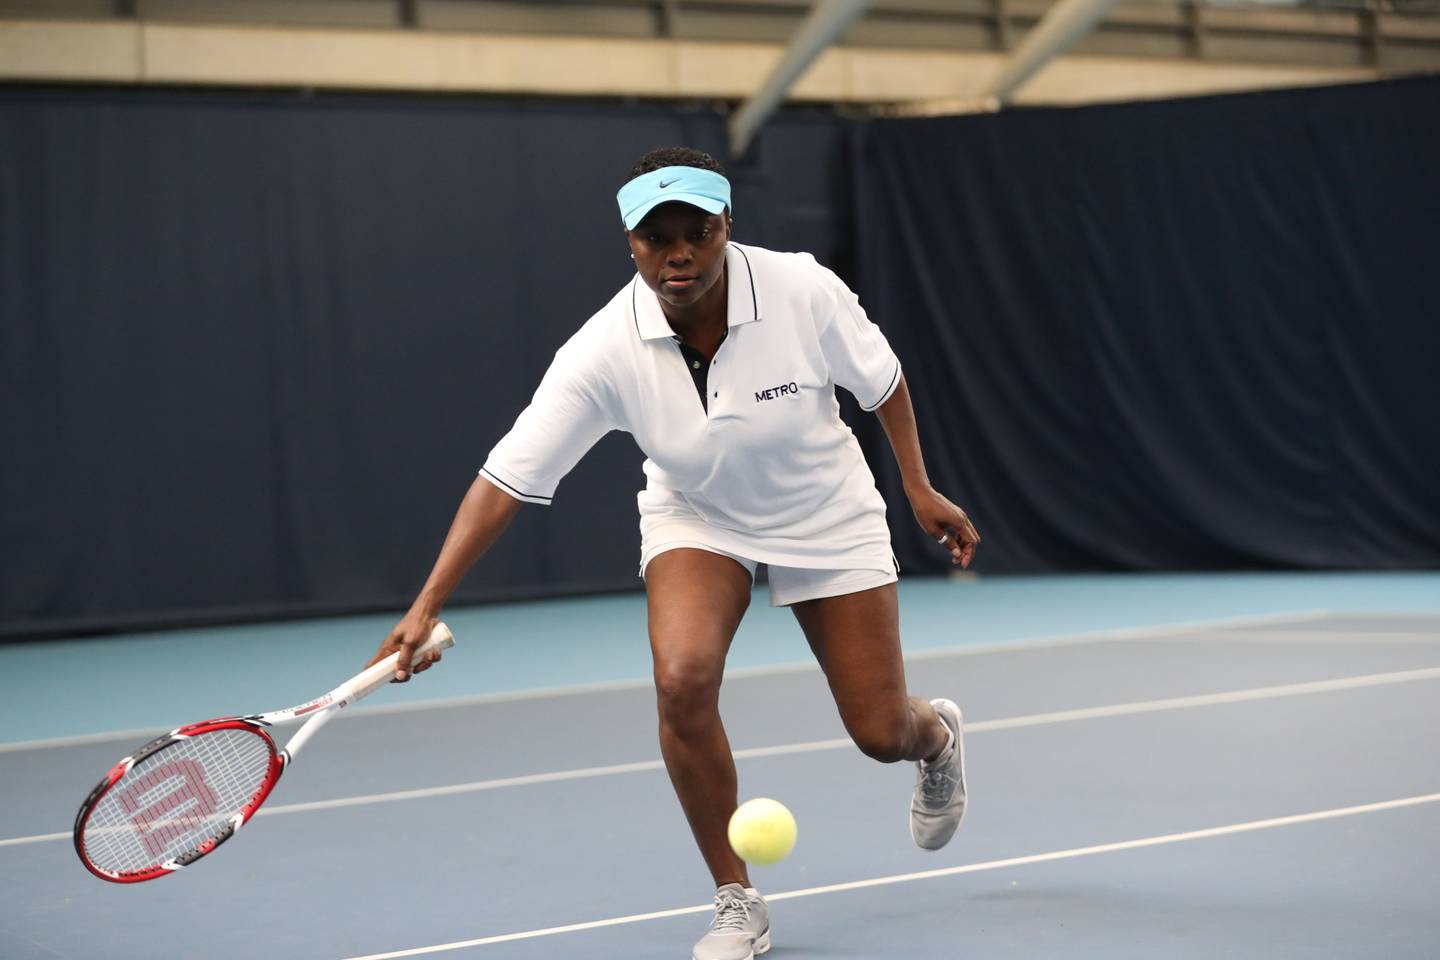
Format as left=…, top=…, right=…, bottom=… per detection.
left=728, top=798, right=797, bottom=866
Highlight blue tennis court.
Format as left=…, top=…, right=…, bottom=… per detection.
left=3, top=572, right=1437, bottom=959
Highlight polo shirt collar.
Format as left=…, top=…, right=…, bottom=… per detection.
left=630, top=243, right=762, bottom=342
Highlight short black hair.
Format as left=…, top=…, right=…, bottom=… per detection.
left=626, top=146, right=726, bottom=184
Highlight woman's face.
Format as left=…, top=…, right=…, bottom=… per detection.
left=626, top=203, right=731, bottom=313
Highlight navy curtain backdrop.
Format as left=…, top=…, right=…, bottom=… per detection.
left=852, top=76, right=1440, bottom=576
left=2, top=77, right=1437, bottom=637
left=0, top=88, right=853, bottom=637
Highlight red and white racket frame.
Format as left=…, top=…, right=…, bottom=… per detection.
left=74, top=622, right=455, bottom=883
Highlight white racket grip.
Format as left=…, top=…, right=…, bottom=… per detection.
left=341, top=622, right=455, bottom=707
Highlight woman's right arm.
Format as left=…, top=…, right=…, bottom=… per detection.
left=366, top=475, right=523, bottom=680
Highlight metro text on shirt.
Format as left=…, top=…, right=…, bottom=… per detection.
left=755, top=382, right=801, bottom=403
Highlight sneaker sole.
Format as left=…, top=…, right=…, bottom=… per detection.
left=909, top=698, right=967, bottom=850
left=691, top=927, right=771, bottom=960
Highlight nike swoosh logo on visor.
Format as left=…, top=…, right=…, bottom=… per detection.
left=658, top=179, right=679, bottom=188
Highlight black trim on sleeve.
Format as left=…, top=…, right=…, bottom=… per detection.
left=479, top=467, right=553, bottom=505
left=860, top=359, right=902, bottom=412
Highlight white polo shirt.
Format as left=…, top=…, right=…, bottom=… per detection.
left=480, top=242, right=902, bottom=571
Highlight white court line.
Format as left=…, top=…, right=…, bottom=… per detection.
left=340, top=791, right=1440, bottom=960
left=0, top=608, right=1331, bottom=755
left=6, top=661, right=1437, bottom=851
left=1177, top=630, right=1440, bottom=644
left=1284, top=610, right=1440, bottom=621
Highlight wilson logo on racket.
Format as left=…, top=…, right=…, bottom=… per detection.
left=73, top=622, right=457, bottom=883
left=117, top=759, right=219, bottom=858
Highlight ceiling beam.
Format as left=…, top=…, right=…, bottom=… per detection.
left=982, top=0, right=1123, bottom=106
left=727, top=0, right=869, bottom=157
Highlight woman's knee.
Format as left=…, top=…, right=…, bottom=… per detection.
left=848, top=712, right=913, bottom=764
left=653, top=661, right=723, bottom=734
left=646, top=549, right=752, bottom=738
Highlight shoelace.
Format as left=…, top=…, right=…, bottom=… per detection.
left=710, top=891, right=753, bottom=933
left=919, top=758, right=958, bottom=807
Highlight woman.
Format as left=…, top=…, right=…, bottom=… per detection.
left=369, top=146, right=980, bottom=960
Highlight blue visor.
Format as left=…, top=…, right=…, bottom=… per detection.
left=617, top=166, right=731, bottom=230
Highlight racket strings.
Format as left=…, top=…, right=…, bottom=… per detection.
left=83, top=727, right=275, bottom=876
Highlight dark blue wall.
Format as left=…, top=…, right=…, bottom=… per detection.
left=3, top=78, right=1437, bottom=638
left=852, top=77, right=1440, bottom=575
left=0, top=89, right=854, bottom=637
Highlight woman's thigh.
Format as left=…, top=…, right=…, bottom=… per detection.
left=645, top=548, right=755, bottom=709
left=790, top=583, right=910, bottom=735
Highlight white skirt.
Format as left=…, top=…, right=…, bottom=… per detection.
left=637, top=485, right=897, bottom=607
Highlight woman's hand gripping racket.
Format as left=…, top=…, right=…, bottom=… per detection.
left=73, top=622, right=455, bottom=883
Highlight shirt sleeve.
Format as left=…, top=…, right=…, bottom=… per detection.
left=816, top=269, right=902, bottom=412
left=480, top=339, right=616, bottom=505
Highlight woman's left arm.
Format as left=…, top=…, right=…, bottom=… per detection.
left=874, top=374, right=981, bottom=567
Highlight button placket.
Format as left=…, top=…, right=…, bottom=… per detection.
left=708, top=339, right=727, bottom=414
left=671, top=339, right=711, bottom=418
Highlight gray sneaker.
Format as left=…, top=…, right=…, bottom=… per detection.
left=910, top=697, right=967, bottom=850
left=692, top=883, right=770, bottom=960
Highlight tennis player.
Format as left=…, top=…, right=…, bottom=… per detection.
left=369, top=146, right=980, bottom=960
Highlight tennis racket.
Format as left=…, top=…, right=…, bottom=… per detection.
left=74, top=622, right=455, bottom=883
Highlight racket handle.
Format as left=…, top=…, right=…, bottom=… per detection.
left=343, top=621, right=456, bottom=706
